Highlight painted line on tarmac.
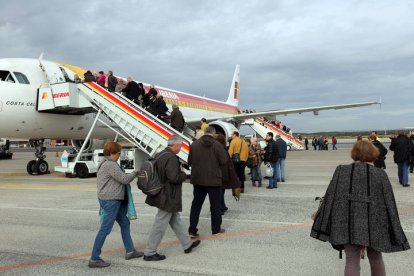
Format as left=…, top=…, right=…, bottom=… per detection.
left=0, top=205, right=305, bottom=226
left=0, top=222, right=309, bottom=272
left=0, top=183, right=96, bottom=191
left=0, top=172, right=65, bottom=177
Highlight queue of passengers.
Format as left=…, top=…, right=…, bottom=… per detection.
left=89, top=133, right=410, bottom=275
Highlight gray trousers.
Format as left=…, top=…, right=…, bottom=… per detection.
left=144, top=209, right=192, bottom=256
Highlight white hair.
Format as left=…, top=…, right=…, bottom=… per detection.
left=168, top=135, right=183, bottom=146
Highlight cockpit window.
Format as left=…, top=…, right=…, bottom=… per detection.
left=0, top=70, right=16, bottom=83
left=14, top=72, right=30, bottom=84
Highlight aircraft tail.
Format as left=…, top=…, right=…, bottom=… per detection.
left=226, top=64, right=240, bottom=107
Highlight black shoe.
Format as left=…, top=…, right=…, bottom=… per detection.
left=266, top=186, right=273, bottom=189
left=125, top=250, right=144, bottom=260
left=212, top=228, right=225, bottom=235
left=184, top=240, right=201, bottom=254
left=144, top=253, right=166, bottom=261
left=88, top=258, right=110, bottom=268
left=189, top=231, right=199, bottom=238
left=403, top=184, right=410, bottom=187
left=281, top=179, right=285, bottom=182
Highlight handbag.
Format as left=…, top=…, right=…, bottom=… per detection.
left=232, top=141, right=243, bottom=163
left=265, top=163, right=273, bottom=177
left=311, top=196, right=325, bottom=220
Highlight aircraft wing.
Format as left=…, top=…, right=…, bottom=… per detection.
left=185, top=101, right=380, bottom=124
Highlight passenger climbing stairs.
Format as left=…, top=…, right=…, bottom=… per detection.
left=248, top=118, right=304, bottom=150
left=37, top=81, right=193, bottom=163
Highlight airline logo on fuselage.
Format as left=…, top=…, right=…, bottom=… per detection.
left=158, top=89, right=179, bottom=100
left=53, top=92, right=69, bottom=98
left=41, top=92, right=69, bottom=100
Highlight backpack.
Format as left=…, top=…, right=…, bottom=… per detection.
left=136, top=152, right=171, bottom=196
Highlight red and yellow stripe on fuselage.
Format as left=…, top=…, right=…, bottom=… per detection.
left=60, top=62, right=239, bottom=115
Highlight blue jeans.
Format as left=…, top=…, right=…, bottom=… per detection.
left=251, top=165, right=262, bottom=183
left=397, top=161, right=409, bottom=185
left=91, top=199, right=135, bottom=260
left=268, top=162, right=278, bottom=188
left=276, top=158, right=285, bottom=181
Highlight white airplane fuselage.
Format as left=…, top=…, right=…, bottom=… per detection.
left=0, top=58, right=239, bottom=140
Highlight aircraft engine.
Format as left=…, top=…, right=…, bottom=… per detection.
left=208, top=121, right=239, bottom=141
left=70, top=139, right=106, bottom=152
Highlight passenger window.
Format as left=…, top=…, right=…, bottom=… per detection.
left=14, top=72, right=30, bottom=84
left=0, top=70, right=15, bottom=83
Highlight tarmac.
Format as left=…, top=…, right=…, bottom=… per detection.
left=0, top=147, right=413, bottom=275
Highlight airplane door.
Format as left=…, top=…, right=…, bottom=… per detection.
left=38, top=60, right=65, bottom=85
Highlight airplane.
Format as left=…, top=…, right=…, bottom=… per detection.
left=0, top=57, right=379, bottom=175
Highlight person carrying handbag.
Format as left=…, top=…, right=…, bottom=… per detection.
left=248, top=138, right=263, bottom=187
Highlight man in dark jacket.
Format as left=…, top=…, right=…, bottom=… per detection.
left=264, top=132, right=278, bottom=189
left=390, top=131, right=414, bottom=186
left=164, top=104, right=185, bottom=132
left=122, top=77, right=142, bottom=103
left=188, top=126, right=228, bottom=236
left=144, top=135, right=200, bottom=261
left=83, top=70, right=96, bottom=82
left=275, top=135, right=287, bottom=182
left=106, top=71, right=118, bottom=92
left=154, top=95, right=169, bottom=117
left=369, top=134, right=387, bottom=169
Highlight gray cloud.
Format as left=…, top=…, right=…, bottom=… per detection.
left=1, top=0, right=414, bottom=132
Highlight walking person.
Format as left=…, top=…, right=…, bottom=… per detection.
left=390, top=131, right=414, bottom=187
left=89, top=141, right=142, bottom=268
left=188, top=126, right=228, bottom=236
left=164, top=104, right=185, bottom=132
left=332, top=136, right=338, bottom=150
left=304, top=137, right=309, bottom=150
left=144, top=135, right=200, bottom=261
left=312, top=137, right=317, bottom=150
left=106, top=71, right=118, bottom=92
left=368, top=134, right=387, bottom=169
left=263, top=132, right=278, bottom=189
left=122, top=77, right=141, bottom=104
left=249, top=138, right=263, bottom=187
left=311, top=140, right=410, bottom=276
left=228, top=131, right=249, bottom=193
left=275, top=135, right=287, bottom=182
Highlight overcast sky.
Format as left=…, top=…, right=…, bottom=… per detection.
left=1, top=0, right=414, bottom=133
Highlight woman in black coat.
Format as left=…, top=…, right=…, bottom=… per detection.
left=311, top=140, right=410, bottom=276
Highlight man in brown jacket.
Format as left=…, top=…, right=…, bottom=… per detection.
left=164, top=104, right=184, bottom=132
left=188, top=126, right=228, bottom=236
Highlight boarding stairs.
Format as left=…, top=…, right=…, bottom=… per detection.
left=37, top=82, right=193, bottom=163
left=247, top=118, right=304, bottom=150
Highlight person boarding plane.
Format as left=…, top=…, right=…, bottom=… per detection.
left=0, top=56, right=379, bottom=176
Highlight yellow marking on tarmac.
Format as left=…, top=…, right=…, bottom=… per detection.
left=0, top=183, right=95, bottom=191
left=0, top=172, right=65, bottom=177
left=0, top=222, right=308, bottom=272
